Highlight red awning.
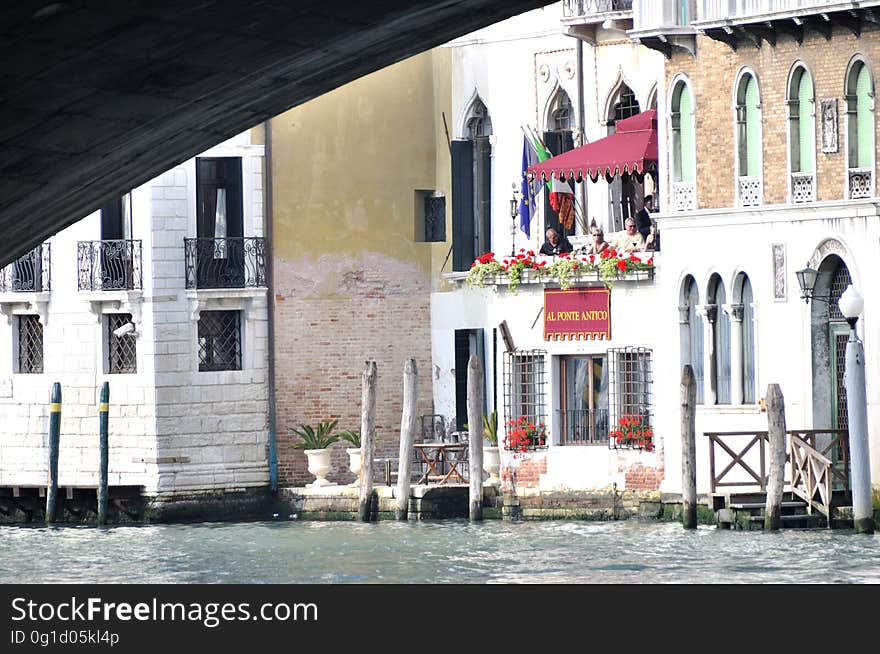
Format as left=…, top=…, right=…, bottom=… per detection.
left=528, top=109, right=658, bottom=183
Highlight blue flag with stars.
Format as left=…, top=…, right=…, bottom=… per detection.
left=519, top=135, right=539, bottom=238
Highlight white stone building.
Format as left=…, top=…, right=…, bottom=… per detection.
left=0, top=130, right=270, bottom=507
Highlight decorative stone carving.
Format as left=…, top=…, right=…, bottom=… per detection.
left=821, top=98, right=838, bottom=153
left=772, top=243, right=786, bottom=301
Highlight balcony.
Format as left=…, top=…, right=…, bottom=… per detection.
left=0, top=244, right=51, bottom=293
left=672, top=182, right=696, bottom=211
left=629, top=0, right=696, bottom=57
left=0, top=244, right=51, bottom=325
left=790, top=172, right=815, bottom=203
left=184, top=237, right=267, bottom=290
left=693, top=1, right=880, bottom=50
left=738, top=176, right=762, bottom=207
left=562, top=0, right=633, bottom=43
left=848, top=168, right=873, bottom=199
left=77, top=240, right=142, bottom=291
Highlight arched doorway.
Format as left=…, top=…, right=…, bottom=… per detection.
left=606, top=82, right=641, bottom=232
left=810, top=254, right=852, bottom=431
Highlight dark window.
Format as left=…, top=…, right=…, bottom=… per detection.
left=452, top=98, right=493, bottom=271
left=198, top=310, right=242, bottom=372
left=107, top=313, right=137, bottom=374
left=196, top=158, right=244, bottom=287
left=17, top=315, right=43, bottom=374
left=415, top=191, right=446, bottom=243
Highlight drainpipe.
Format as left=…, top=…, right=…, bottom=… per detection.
left=264, top=119, right=278, bottom=493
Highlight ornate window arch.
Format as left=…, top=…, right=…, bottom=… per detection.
left=787, top=62, right=816, bottom=203
left=669, top=74, right=696, bottom=211
left=844, top=55, right=875, bottom=198
left=733, top=68, right=763, bottom=207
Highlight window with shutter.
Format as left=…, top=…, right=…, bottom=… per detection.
left=857, top=64, right=873, bottom=169
left=798, top=71, right=815, bottom=174
left=679, top=84, right=695, bottom=183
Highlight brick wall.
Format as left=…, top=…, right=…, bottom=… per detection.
left=667, top=24, right=880, bottom=208
left=273, top=253, right=434, bottom=486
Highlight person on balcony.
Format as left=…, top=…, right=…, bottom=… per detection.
left=634, top=194, right=654, bottom=242
left=585, top=227, right=609, bottom=255
left=539, top=227, right=573, bottom=256
left=610, top=218, right=645, bottom=253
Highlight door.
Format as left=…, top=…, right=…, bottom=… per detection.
left=99, top=195, right=133, bottom=290
left=196, top=157, right=244, bottom=287
left=559, top=355, right=607, bottom=445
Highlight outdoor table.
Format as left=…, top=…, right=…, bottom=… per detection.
left=412, top=442, right=468, bottom=484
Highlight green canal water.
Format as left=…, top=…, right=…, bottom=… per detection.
left=2, top=519, right=878, bottom=584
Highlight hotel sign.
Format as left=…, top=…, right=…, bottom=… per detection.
left=543, top=287, right=611, bottom=341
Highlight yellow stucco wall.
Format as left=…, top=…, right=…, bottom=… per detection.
left=269, top=49, right=451, bottom=276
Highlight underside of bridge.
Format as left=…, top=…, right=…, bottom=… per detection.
left=0, top=0, right=547, bottom=266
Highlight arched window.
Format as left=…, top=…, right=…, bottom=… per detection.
left=465, top=97, right=492, bottom=138
left=735, top=72, right=762, bottom=207
left=671, top=78, right=696, bottom=211
left=680, top=275, right=704, bottom=404
left=733, top=273, right=756, bottom=404
left=543, top=89, right=577, bottom=236
left=709, top=275, right=731, bottom=405
left=788, top=65, right=815, bottom=203
left=607, top=82, right=642, bottom=232
left=846, top=59, right=875, bottom=198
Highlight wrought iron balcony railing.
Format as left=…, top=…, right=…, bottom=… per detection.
left=563, top=0, right=632, bottom=19
left=558, top=408, right=609, bottom=445
left=0, top=244, right=51, bottom=292
left=77, top=240, right=143, bottom=291
left=184, top=237, right=267, bottom=290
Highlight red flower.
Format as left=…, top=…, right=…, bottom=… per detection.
left=616, top=259, right=627, bottom=272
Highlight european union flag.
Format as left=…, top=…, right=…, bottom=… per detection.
left=519, top=135, right=540, bottom=238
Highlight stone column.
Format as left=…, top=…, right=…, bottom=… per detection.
left=696, top=304, right=717, bottom=406
left=724, top=303, right=744, bottom=406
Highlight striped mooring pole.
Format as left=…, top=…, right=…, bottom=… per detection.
left=98, top=382, right=109, bottom=526
left=45, top=382, right=61, bottom=526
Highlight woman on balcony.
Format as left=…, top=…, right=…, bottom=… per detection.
left=585, top=227, right=610, bottom=255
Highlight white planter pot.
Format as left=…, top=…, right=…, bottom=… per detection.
left=346, top=447, right=362, bottom=486
left=483, top=446, right=501, bottom=486
left=304, top=448, right=333, bottom=487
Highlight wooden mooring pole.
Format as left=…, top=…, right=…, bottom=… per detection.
left=467, top=354, right=483, bottom=522
left=681, top=365, right=697, bottom=529
left=358, top=361, right=377, bottom=522
left=765, top=384, right=786, bottom=531
left=98, top=381, right=109, bottom=526
left=45, top=382, right=62, bottom=526
left=395, top=359, right=417, bottom=520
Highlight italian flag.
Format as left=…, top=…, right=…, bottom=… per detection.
left=531, top=134, right=575, bottom=231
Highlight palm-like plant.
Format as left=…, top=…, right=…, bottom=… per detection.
left=338, top=429, right=361, bottom=448
left=482, top=411, right=499, bottom=446
left=290, top=419, right=342, bottom=450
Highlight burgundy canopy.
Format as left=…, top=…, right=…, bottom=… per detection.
left=528, top=109, right=658, bottom=183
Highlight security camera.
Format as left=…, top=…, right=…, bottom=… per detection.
left=112, top=322, right=136, bottom=338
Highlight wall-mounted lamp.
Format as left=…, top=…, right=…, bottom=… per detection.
left=795, top=263, right=830, bottom=304
left=510, top=183, right=520, bottom=257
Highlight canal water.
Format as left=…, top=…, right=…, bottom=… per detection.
left=2, top=519, right=878, bottom=584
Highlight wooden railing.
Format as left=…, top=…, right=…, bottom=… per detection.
left=705, top=429, right=850, bottom=501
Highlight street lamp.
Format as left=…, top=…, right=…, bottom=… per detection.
left=838, top=284, right=874, bottom=534
left=795, top=263, right=830, bottom=304
left=510, top=183, right=520, bottom=257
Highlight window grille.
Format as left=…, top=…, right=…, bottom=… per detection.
left=107, top=313, right=137, bottom=374
left=828, top=263, right=852, bottom=322
left=198, top=310, right=241, bottom=372
left=607, top=347, right=652, bottom=450
left=503, top=350, right=547, bottom=451
left=424, top=194, right=446, bottom=242
left=17, top=315, right=43, bottom=374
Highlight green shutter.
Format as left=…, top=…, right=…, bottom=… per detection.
left=798, top=72, right=814, bottom=173
left=745, top=77, right=760, bottom=177
left=679, top=85, right=695, bottom=182
left=451, top=140, right=475, bottom=272
left=857, top=65, right=873, bottom=169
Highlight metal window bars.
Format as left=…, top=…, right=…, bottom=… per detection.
left=18, top=315, right=43, bottom=374
left=78, top=240, right=142, bottom=291
left=107, top=313, right=137, bottom=374
left=607, top=347, right=653, bottom=450
left=503, top=349, right=547, bottom=451
left=198, top=310, right=242, bottom=371
left=184, top=237, right=267, bottom=289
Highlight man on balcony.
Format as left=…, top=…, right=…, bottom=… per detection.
left=634, top=194, right=654, bottom=242
left=539, top=228, right=573, bottom=256
left=610, top=218, right=645, bottom=253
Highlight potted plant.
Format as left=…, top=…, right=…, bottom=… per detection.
left=290, top=419, right=342, bottom=487
left=338, top=429, right=361, bottom=485
left=482, top=411, right=501, bottom=486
